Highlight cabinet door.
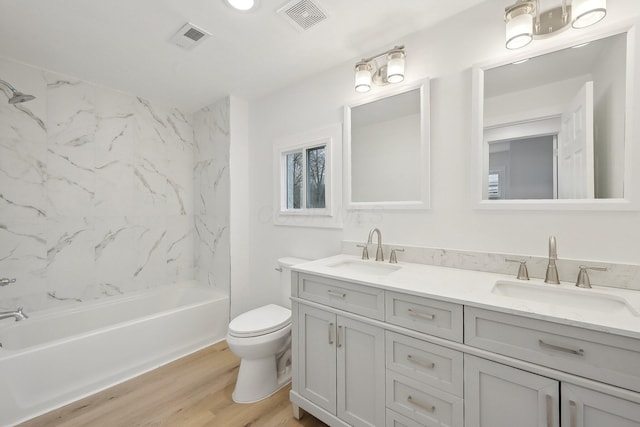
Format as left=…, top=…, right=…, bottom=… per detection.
left=336, top=315, right=385, bottom=427
left=298, top=304, right=337, bottom=414
left=464, top=355, right=559, bottom=427
left=562, top=383, right=640, bottom=427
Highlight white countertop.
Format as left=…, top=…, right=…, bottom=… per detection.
left=292, top=254, right=640, bottom=340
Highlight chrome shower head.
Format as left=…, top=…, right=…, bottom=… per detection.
left=0, top=79, right=36, bottom=104
left=8, top=92, right=36, bottom=104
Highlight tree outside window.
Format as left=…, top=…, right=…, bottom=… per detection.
left=284, top=145, right=326, bottom=211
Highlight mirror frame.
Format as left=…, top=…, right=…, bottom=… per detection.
left=471, top=23, right=638, bottom=211
left=344, top=79, right=431, bottom=210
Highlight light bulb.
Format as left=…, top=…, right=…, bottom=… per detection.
left=355, top=62, right=372, bottom=93
left=386, top=51, right=405, bottom=84
left=505, top=9, right=533, bottom=49
left=225, top=0, right=256, bottom=11
left=572, top=0, right=606, bottom=29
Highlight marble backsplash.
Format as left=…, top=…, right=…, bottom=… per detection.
left=342, top=241, right=640, bottom=291
left=0, top=57, right=230, bottom=312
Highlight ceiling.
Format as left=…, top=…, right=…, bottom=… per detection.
left=0, top=0, right=486, bottom=111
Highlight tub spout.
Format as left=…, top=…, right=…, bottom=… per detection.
left=0, top=307, right=28, bottom=321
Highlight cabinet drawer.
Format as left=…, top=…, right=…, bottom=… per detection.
left=386, top=371, right=463, bottom=427
left=386, top=409, right=424, bottom=427
left=465, top=306, right=640, bottom=393
left=298, top=274, right=384, bottom=320
left=386, top=291, right=463, bottom=342
left=386, top=331, right=463, bottom=397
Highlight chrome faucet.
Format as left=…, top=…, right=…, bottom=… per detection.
left=0, top=307, right=28, bottom=322
left=367, top=228, right=384, bottom=261
left=544, top=236, right=560, bottom=285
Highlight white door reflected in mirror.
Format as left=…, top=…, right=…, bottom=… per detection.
left=479, top=31, right=628, bottom=204
left=486, top=81, right=595, bottom=200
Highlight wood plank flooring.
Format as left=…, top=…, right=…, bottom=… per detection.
left=20, top=341, right=327, bottom=427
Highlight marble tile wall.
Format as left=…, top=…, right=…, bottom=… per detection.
left=193, top=99, right=230, bottom=295
left=342, top=240, right=640, bottom=291
left=0, top=58, right=199, bottom=312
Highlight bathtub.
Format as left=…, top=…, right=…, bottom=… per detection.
left=0, top=282, right=229, bottom=426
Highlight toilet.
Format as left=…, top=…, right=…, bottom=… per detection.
left=226, top=257, right=307, bottom=403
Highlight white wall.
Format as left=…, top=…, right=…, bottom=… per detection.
left=229, top=96, right=250, bottom=318
left=351, top=113, right=421, bottom=202
left=238, top=0, right=640, bottom=316
left=592, top=34, right=627, bottom=198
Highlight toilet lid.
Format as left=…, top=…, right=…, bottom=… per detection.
left=228, top=304, right=292, bottom=338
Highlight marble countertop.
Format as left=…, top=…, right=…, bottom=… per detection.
left=292, top=254, right=640, bottom=340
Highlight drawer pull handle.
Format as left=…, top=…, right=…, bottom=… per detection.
left=407, top=395, right=435, bottom=413
left=546, top=395, right=553, bottom=427
left=327, top=290, right=346, bottom=298
left=328, top=323, right=334, bottom=345
left=407, top=354, right=435, bottom=369
left=538, top=340, right=584, bottom=356
left=407, top=308, right=435, bottom=320
left=569, top=400, right=577, bottom=427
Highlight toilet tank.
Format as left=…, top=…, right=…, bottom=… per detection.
left=277, top=257, right=308, bottom=309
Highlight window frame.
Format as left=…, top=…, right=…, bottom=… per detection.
left=278, top=137, right=332, bottom=217
left=273, top=124, right=342, bottom=229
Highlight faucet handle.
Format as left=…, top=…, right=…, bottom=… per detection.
left=0, top=278, right=16, bottom=286
left=576, top=265, right=607, bottom=289
left=356, top=244, right=369, bottom=260
left=505, top=258, right=530, bottom=280
left=389, top=248, right=405, bottom=264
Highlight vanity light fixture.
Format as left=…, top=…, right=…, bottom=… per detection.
left=504, top=0, right=606, bottom=50
left=354, top=46, right=405, bottom=93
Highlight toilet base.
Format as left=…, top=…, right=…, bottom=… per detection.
left=232, top=355, right=292, bottom=403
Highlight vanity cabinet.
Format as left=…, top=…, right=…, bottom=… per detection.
left=290, top=268, right=640, bottom=427
left=465, top=354, right=640, bottom=427
left=296, top=283, right=385, bottom=427
left=465, top=355, right=560, bottom=427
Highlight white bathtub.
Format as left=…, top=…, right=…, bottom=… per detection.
left=0, top=282, right=229, bottom=426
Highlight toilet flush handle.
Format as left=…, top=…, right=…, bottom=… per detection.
left=275, top=267, right=283, bottom=272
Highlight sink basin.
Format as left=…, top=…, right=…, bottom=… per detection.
left=492, top=280, right=639, bottom=317
left=327, top=259, right=401, bottom=276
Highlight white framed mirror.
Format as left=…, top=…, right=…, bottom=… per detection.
left=344, top=79, right=430, bottom=210
left=472, top=25, right=637, bottom=210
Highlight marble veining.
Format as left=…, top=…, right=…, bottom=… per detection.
left=0, top=57, right=231, bottom=312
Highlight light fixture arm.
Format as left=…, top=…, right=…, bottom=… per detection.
left=359, top=45, right=405, bottom=64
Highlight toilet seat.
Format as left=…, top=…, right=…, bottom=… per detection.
left=228, top=304, right=291, bottom=338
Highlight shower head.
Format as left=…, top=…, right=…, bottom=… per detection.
left=0, top=79, right=36, bottom=104
left=8, top=92, right=36, bottom=104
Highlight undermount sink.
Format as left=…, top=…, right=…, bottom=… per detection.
left=492, top=280, right=639, bottom=317
left=327, top=259, right=401, bottom=276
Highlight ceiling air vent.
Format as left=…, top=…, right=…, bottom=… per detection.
left=277, top=0, right=328, bottom=32
left=169, top=23, right=211, bottom=50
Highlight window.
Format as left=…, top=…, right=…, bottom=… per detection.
left=274, top=123, right=341, bottom=228
left=283, top=143, right=327, bottom=211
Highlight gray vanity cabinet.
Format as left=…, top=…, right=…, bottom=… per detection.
left=465, top=354, right=640, bottom=427
left=296, top=291, right=385, bottom=427
left=291, top=269, right=640, bottom=427
left=464, top=355, right=560, bottom=427
left=561, top=383, right=640, bottom=427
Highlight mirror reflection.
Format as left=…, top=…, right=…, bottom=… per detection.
left=483, top=32, right=627, bottom=200
left=346, top=80, right=429, bottom=209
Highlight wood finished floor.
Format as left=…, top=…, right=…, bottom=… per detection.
left=20, top=341, right=327, bottom=427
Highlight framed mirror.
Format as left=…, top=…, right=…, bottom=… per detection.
left=472, top=27, right=636, bottom=210
left=344, top=79, right=430, bottom=210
